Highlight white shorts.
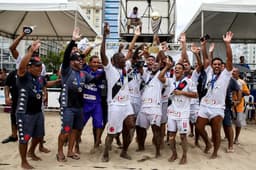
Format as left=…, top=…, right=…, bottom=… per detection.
left=131, top=101, right=141, bottom=115
left=167, top=118, right=189, bottom=134
left=107, top=104, right=134, bottom=134
left=234, top=112, right=246, bottom=127
left=198, top=105, right=224, bottom=120
left=161, top=102, right=168, bottom=124
left=136, top=112, right=161, bottom=129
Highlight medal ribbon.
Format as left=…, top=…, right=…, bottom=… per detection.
left=210, top=74, right=219, bottom=90
left=76, top=72, right=81, bottom=89
left=35, top=77, right=41, bottom=94
left=174, top=77, right=185, bottom=90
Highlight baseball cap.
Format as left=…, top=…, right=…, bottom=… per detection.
left=28, top=56, right=42, bottom=66
left=70, top=52, right=84, bottom=61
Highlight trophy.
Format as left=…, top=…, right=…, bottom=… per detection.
left=23, top=26, right=36, bottom=35
left=151, top=11, right=161, bottom=34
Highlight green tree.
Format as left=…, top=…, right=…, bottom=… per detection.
left=41, top=50, right=63, bottom=72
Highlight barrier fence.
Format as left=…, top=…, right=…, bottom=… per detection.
left=0, top=87, right=61, bottom=112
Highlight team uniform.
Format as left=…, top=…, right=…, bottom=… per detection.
left=189, top=70, right=200, bottom=124
left=60, top=40, right=94, bottom=134
left=16, top=73, right=46, bottom=144
left=161, top=70, right=173, bottom=123
left=136, top=71, right=168, bottom=128
left=166, top=77, right=196, bottom=134
left=104, top=62, right=134, bottom=134
left=83, top=65, right=105, bottom=129
left=198, top=66, right=232, bottom=119
left=127, top=61, right=143, bottom=115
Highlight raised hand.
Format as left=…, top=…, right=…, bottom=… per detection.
left=72, top=27, right=81, bottom=41
left=30, top=40, right=41, bottom=52
left=223, top=31, right=234, bottom=43
left=179, top=32, right=186, bottom=44
left=103, top=22, right=110, bottom=37
left=134, top=25, right=141, bottom=36
left=165, top=56, right=174, bottom=69
left=209, top=43, right=215, bottom=53
left=190, top=43, right=200, bottom=54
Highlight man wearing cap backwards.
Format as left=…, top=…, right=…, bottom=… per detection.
left=15, top=40, right=44, bottom=169
left=56, top=28, right=98, bottom=162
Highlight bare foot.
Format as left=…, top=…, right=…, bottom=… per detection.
left=39, top=147, right=51, bottom=153
left=90, top=147, right=101, bottom=154
left=102, top=154, right=109, bottom=162
left=136, top=146, right=145, bottom=152
left=30, top=153, right=42, bottom=161
left=234, top=139, right=240, bottom=145
left=168, top=153, right=178, bottom=162
left=21, top=161, right=34, bottom=169
left=204, top=143, right=212, bottom=154
left=179, top=155, right=187, bottom=164
left=74, top=144, right=80, bottom=154
left=120, top=151, right=132, bottom=160
left=155, top=152, right=161, bottom=158
left=210, top=153, right=218, bottom=159
left=56, top=154, right=67, bottom=162
left=195, top=142, right=200, bottom=148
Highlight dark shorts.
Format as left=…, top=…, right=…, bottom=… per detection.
left=83, top=102, right=103, bottom=128
left=61, top=107, right=84, bottom=134
left=223, top=108, right=232, bottom=126
left=101, top=98, right=108, bottom=126
left=16, top=112, right=45, bottom=144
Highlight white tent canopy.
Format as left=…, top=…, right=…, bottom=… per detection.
left=0, top=2, right=97, bottom=41
left=181, top=0, right=256, bottom=43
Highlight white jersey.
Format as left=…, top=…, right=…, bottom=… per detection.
left=140, top=71, right=163, bottom=110
left=190, top=70, right=200, bottom=105
left=126, top=61, right=142, bottom=103
left=167, top=77, right=197, bottom=120
left=200, top=66, right=232, bottom=109
left=161, top=71, right=173, bottom=103
left=104, top=62, right=130, bottom=106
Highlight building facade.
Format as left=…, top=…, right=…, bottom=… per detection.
left=69, top=0, right=103, bottom=34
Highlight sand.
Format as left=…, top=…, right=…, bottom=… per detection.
left=0, top=111, right=256, bottom=170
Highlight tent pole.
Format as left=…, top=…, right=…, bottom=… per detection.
left=201, top=11, right=204, bottom=37
left=74, top=10, right=78, bottom=28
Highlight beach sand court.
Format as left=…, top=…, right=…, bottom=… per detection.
left=0, top=111, right=256, bottom=170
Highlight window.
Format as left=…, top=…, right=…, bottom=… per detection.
left=86, top=9, right=91, bottom=14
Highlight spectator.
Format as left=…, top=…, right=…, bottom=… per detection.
left=127, top=6, right=142, bottom=33
left=239, top=56, right=250, bottom=70
left=0, top=68, right=7, bottom=86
